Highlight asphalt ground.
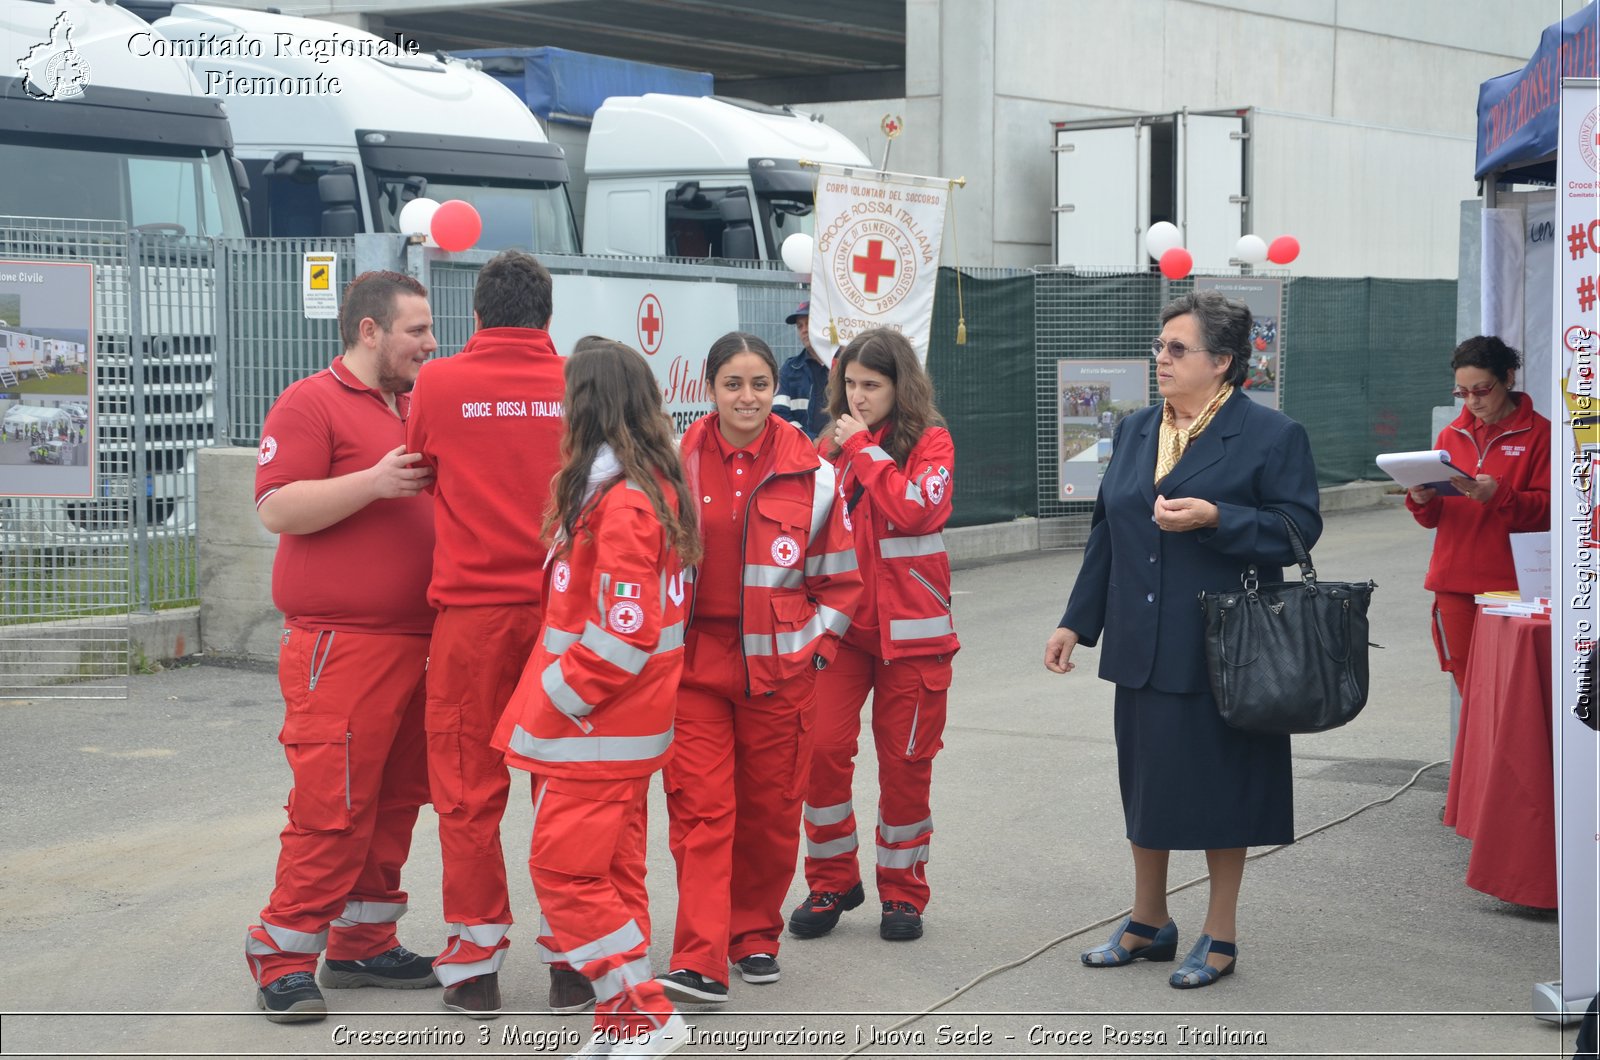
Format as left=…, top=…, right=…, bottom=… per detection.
left=0, top=502, right=1585, bottom=1059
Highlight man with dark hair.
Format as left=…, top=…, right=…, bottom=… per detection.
left=246, top=270, right=440, bottom=1023
left=406, top=249, right=573, bottom=1018
left=774, top=301, right=831, bottom=438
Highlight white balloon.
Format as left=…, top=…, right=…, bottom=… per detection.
left=397, top=197, right=440, bottom=237
left=1234, top=233, right=1269, bottom=265
left=780, top=232, right=815, bottom=274
left=1145, top=221, right=1183, bottom=260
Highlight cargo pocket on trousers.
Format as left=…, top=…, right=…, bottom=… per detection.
left=425, top=703, right=465, bottom=814
left=529, top=777, right=641, bottom=878
left=280, top=712, right=353, bottom=832
left=783, top=704, right=816, bottom=801
left=903, top=656, right=953, bottom=763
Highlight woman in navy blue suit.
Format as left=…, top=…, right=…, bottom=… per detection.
left=1044, top=290, right=1321, bottom=990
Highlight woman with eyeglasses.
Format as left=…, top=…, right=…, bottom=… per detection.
left=1043, top=290, right=1321, bottom=990
left=1405, top=335, right=1550, bottom=693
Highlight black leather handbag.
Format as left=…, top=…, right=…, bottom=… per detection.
left=1199, top=510, right=1377, bottom=735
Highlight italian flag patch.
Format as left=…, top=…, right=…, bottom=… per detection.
left=614, top=582, right=641, bottom=599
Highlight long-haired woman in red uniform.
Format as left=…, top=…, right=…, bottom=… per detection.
left=655, top=332, right=862, bottom=1004
left=790, top=327, right=959, bottom=943
left=492, top=340, right=698, bottom=1058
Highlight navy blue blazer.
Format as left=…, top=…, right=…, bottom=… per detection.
left=1060, top=390, right=1322, bottom=694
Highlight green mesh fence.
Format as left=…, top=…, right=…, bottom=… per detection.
left=927, top=267, right=1037, bottom=527
left=1283, top=277, right=1457, bottom=486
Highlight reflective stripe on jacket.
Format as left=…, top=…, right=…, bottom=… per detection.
left=493, top=477, right=687, bottom=779
left=833, top=425, right=960, bottom=660
left=681, top=414, right=863, bottom=694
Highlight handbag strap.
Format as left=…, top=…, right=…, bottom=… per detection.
left=1241, top=508, right=1317, bottom=592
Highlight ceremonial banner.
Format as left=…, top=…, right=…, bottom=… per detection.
left=810, top=165, right=948, bottom=365
left=1553, top=78, right=1600, bottom=1009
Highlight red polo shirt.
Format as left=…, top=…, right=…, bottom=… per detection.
left=692, top=417, right=776, bottom=623
left=255, top=356, right=435, bottom=635
left=406, top=327, right=566, bottom=608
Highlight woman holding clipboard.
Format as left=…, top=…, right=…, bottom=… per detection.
left=1404, top=335, right=1550, bottom=692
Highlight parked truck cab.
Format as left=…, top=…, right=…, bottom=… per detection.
left=582, top=93, right=872, bottom=260
left=151, top=4, right=579, bottom=252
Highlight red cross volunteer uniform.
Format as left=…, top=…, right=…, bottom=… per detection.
left=798, top=422, right=958, bottom=936
left=491, top=474, right=688, bottom=1042
left=1405, top=391, right=1550, bottom=689
left=661, top=415, right=861, bottom=990
left=245, top=356, right=436, bottom=987
left=406, top=326, right=565, bottom=987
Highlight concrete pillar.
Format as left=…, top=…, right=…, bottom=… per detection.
left=937, top=0, right=995, bottom=267
left=197, top=446, right=282, bottom=662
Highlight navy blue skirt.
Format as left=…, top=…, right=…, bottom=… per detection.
left=1113, top=684, right=1294, bottom=850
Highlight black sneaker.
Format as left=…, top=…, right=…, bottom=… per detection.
left=655, top=968, right=728, bottom=1004
left=880, top=900, right=924, bottom=941
left=256, top=971, right=327, bottom=1023
left=318, top=945, right=440, bottom=989
left=788, top=881, right=865, bottom=939
left=734, top=953, right=781, bottom=984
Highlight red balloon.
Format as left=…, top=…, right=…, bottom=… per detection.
left=1158, top=246, right=1192, bottom=281
left=431, top=200, right=482, bottom=253
left=1267, top=235, right=1300, bottom=265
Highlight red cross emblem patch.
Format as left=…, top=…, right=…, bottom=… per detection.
left=771, top=534, right=800, bottom=567
left=258, top=436, right=278, bottom=466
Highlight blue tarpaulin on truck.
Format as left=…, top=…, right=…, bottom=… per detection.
left=452, top=46, right=712, bottom=126
left=1475, top=1, right=1598, bottom=181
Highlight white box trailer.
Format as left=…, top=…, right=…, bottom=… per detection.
left=1052, top=107, right=1475, bottom=278
left=0, top=327, right=43, bottom=370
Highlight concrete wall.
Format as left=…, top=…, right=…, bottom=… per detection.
left=197, top=446, right=281, bottom=661
left=829, top=0, right=1581, bottom=276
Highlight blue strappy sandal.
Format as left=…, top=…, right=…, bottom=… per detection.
left=1168, top=934, right=1237, bottom=988
left=1080, top=916, right=1178, bottom=967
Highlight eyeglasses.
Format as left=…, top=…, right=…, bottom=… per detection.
left=1451, top=382, right=1501, bottom=400
left=1150, top=338, right=1208, bottom=359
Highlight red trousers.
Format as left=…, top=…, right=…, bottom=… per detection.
left=1432, top=591, right=1479, bottom=694
left=246, top=627, right=430, bottom=986
left=662, top=628, right=814, bottom=982
left=802, top=644, right=951, bottom=911
left=527, top=774, right=674, bottom=1037
left=427, top=604, right=541, bottom=986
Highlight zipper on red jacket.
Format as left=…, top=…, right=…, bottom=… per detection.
left=1447, top=422, right=1531, bottom=475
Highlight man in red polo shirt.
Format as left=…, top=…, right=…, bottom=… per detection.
left=245, top=270, right=441, bottom=1023
left=406, top=250, right=569, bottom=1018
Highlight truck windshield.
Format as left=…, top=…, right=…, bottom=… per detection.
left=0, top=138, right=246, bottom=238
left=375, top=175, right=578, bottom=254
left=759, top=194, right=813, bottom=258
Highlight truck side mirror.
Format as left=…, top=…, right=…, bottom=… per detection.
left=318, top=168, right=360, bottom=237
left=718, top=193, right=758, bottom=260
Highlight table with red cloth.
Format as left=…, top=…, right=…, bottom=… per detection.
left=1443, top=608, right=1556, bottom=908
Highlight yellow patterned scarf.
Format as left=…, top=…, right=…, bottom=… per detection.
left=1155, top=385, right=1233, bottom=484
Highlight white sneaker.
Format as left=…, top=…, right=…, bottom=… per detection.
left=609, top=1013, right=690, bottom=1058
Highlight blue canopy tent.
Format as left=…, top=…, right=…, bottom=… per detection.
left=1475, top=1, right=1598, bottom=186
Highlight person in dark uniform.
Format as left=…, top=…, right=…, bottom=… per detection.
left=773, top=302, right=831, bottom=439
left=1043, top=289, right=1321, bottom=990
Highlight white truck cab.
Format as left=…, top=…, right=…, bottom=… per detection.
left=0, top=0, right=246, bottom=238
left=152, top=4, right=578, bottom=252
left=582, top=93, right=871, bottom=260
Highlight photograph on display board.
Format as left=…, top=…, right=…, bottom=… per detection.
left=0, top=260, right=94, bottom=498
left=1195, top=276, right=1283, bottom=409
left=1056, top=358, right=1148, bottom=500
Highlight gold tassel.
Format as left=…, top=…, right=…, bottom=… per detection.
left=956, top=319, right=967, bottom=345
left=829, top=319, right=839, bottom=344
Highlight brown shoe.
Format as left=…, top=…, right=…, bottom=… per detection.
left=548, top=966, right=596, bottom=1014
left=443, top=972, right=501, bottom=1019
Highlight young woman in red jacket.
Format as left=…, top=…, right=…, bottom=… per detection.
left=790, top=328, right=959, bottom=943
left=1405, top=335, right=1550, bottom=692
left=656, top=332, right=862, bottom=1005
left=491, top=340, right=698, bottom=1059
